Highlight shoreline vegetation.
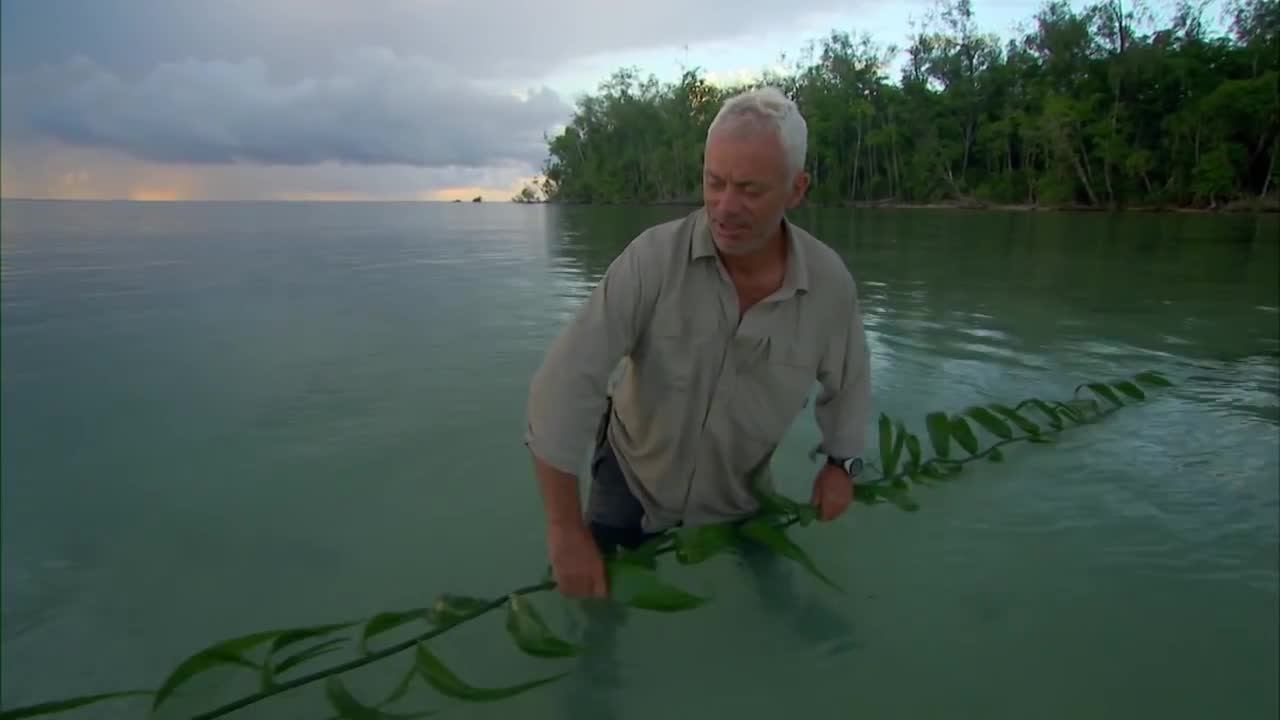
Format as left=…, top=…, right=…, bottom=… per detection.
left=514, top=0, right=1279, bottom=214
left=526, top=196, right=1280, bottom=213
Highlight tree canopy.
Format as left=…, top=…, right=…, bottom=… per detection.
left=517, top=0, right=1279, bottom=210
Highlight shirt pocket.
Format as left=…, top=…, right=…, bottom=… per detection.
left=638, top=312, right=708, bottom=390
left=729, top=338, right=816, bottom=446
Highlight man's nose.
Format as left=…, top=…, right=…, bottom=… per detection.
left=718, top=187, right=743, bottom=213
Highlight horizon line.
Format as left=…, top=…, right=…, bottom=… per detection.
left=0, top=197, right=526, bottom=204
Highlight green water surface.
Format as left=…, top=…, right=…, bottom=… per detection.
left=2, top=201, right=1277, bottom=719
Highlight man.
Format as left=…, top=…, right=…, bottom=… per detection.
left=524, top=86, right=871, bottom=599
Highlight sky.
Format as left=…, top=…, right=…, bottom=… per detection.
left=1, top=0, right=1046, bottom=202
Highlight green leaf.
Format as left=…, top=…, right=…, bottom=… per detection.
left=505, top=594, right=581, bottom=658
left=890, top=420, right=907, bottom=474
left=852, top=483, right=886, bottom=503
left=795, top=503, right=819, bottom=526
left=878, top=484, right=921, bottom=512
left=1053, top=401, right=1086, bottom=424
left=360, top=609, right=427, bottom=654
left=949, top=416, right=980, bottom=455
left=325, top=677, right=436, bottom=720
left=1081, top=382, right=1123, bottom=408
left=921, top=459, right=963, bottom=479
left=754, top=486, right=801, bottom=517
left=965, top=406, right=1014, bottom=439
left=1027, top=434, right=1054, bottom=444
left=905, top=433, right=923, bottom=470
left=606, top=560, right=708, bottom=611
left=1065, top=398, right=1101, bottom=418
left=925, top=412, right=952, bottom=459
left=0, top=691, right=152, bottom=720
left=737, top=517, right=842, bottom=592
left=414, top=644, right=565, bottom=702
left=987, top=448, right=1004, bottom=462
left=988, top=403, right=1041, bottom=435
left=908, top=467, right=935, bottom=485
left=1019, top=398, right=1064, bottom=429
left=276, top=638, right=346, bottom=676
left=425, top=594, right=490, bottom=628
left=1134, top=370, right=1174, bottom=388
left=381, top=662, right=419, bottom=705
left=1112, top=380, right=1146, bottom=401
left=270, top=621, right=357, bottom=655
left=610, top=532, right=669, bottom=568
left=878, top=414, right=899, bottom=478
left=153, top=630, right=280, bottom=709
left=675, top=523, right=736, bottom=564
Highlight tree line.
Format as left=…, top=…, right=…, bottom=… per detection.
left=515, top=0, right=1278, bottom=210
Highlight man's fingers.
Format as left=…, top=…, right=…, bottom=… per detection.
left=817, top=483, right=835, bottom=521
left=553, top=564, right=608, bottom=598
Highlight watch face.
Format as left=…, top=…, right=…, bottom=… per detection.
left=846, top=457, right=863, bottom=476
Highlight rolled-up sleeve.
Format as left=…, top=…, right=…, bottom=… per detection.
left=524, top=238, right=654, bottom=476
left=813, top=281, right=871, bottom=461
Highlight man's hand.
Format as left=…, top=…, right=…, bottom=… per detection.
left=547, top=522, right=608, bottom=598
left=810, top=463, right=853, bottom=521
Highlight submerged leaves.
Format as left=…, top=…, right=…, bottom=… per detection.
left=414, top=644, right=566, bottom=702
left=607, top=559, right=709, bottom=611
left=504, top=594, right=580, bottom=658
left=324, top=677, right=436, bottom=719
left=674, top=523, right=736, bottom=565
left=361, top=610, right=427, bottom=654
left=737, top=517, right=843, bottom=592
left=153, top=629, right=281, bottom=709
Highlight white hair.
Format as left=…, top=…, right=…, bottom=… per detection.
left=706, top=86, right=808, bottom=175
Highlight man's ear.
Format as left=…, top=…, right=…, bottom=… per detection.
left=787, top=170, right=811, bottom=208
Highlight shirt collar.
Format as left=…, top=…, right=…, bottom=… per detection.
left=692, top=208, right=809, bottom=297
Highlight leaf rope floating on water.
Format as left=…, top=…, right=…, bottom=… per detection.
left=0, top=369, right=1175, bottom=720
left=965, top=405, right=1015, bottom=439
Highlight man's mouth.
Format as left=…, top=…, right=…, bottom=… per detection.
left=716, top=220, right=748, bottom=236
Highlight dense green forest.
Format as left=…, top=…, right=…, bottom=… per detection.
left=516, top=0, right=1279, bottom=210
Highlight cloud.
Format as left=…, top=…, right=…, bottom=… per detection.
left=1, top=0, right=875, bottom=82
left=0, top=0, right=917, bottom=199
left=2, top=48, right=572, bottom=169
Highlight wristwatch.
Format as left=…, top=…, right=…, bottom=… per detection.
left=826, top=455, right=863, bottom=478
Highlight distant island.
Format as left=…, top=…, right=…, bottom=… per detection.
left=514, top=0, right=1278, bottom=213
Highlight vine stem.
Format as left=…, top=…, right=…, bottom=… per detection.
left=191, top=580, right=555, bottom=720
left=194, top=536, right=693, bottom=719
left=195, top=398, right=1122, bottom=719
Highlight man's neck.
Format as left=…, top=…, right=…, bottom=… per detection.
left=720, top=225, right=787, bottom=280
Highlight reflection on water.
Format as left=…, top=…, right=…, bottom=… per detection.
left=1, top=201, right=1276, bottom=719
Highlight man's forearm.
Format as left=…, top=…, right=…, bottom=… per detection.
left=532, top=453, right=587, bottom=530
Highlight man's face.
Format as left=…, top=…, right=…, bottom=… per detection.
left=702, top=120, right=809, bottom=257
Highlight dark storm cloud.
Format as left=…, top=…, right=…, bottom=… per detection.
left=0, top=0, right=862, bottom=171
left=1, top=0, right=862, bottom=80
left=2, top=50, right=571, bottom=168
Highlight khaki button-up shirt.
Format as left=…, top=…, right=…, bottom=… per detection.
left=525, top=208, right=871, bottom=532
